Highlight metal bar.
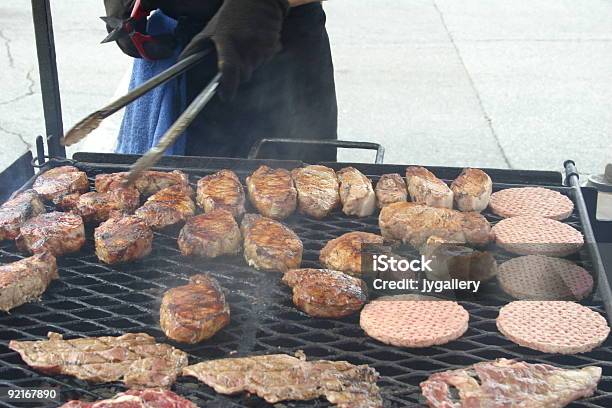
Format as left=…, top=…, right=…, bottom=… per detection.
left=248, top=139, right=386, bottom=164
left=31, top=0, right=66, bottom=158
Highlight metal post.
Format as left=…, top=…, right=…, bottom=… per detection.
left=31, top=0, right=66, bottom=158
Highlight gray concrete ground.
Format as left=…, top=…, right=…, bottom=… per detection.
left=0, top=0, right=610, bottom=176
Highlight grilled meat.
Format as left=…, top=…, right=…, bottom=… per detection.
left=61, top=389, right=197, bottom=408
left=405, top=166, right=453, bottom=209
left=76, top=187, right=140, bottom=224
left=94, top=215, right=153, bottom=264
left=95, top=170, right=189, bottom=196
left=246, top=165, right=297, bottom=220
left=196, top=170, right=245, bottom=219
left=379, top=202, right=492, bottom=248
left=451, top=168, right=492, bottom=212
left=420, top=358, right=601, bottom=408
left=291, top=165, right=340, bottom=219
left=32, top=166, right=89, bottom=204
left=16, top=211, right=85, bottom=256
left=283, top=268, right=368, bottom=318
left=241, top=214, right=302, bottom=272
left=320, top=232, right=384, bottom=276
left=160, top=274, right=230, bottom=344
left=135, top=185, right=195, bottom=230
left=177, top=209, right=241, bottom=258
left=0, top=252, right=58, bottom=312
left=0, top=190, right=45, bottom=241
left=182, top=353, right=382, bottom=408
left=337, top=167, right=376, bottom=217
left=375, top=173, right=407, bottom=208
left=9, top=332, right=188, bottom=389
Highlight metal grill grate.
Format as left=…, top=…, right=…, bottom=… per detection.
left=0, top=161, right=610, bottom=408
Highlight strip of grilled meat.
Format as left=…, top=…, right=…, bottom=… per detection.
left=94, top=215, right=153, bottom=264
left=177, top=209, right=241, bottom=258
left=337, top=167, right=376, bottom=217
left=75, top=187, right=140, bottom=224
left=135, top=185, right=195, bottom=230
left=291, top=165, right=340, bottom=219
left=61, top=389, right=198, bottom=408
left=0, top=190, right=45, bottom=241
left=320, top=231, right=385, bottom=276
left=246, top=165, right=297, bottom=220
left=16, top=211, right=85, bottom=256
left=32, top=166, right=89, bottom=204
left=196, top=170, right=246, bottom=219
left=95, top=170, right=189, bottom=196
left=375, top=173, right=407, bottom=208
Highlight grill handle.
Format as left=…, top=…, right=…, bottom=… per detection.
left=248, top=139, right=385, bottom=164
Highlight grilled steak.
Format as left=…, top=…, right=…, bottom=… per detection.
left=9, top=332, right=188, bottom=389
left=76, top=187, right=140, bottom=224
left=405, top=166, right=453, bottom=209
left=291, top=165, right=340, bottom=219
left=420, top=358, right=601, bottom=408
left=375, top=173, right=407, bottom=208
left=61, top=389, right=197, bottom=408
left=320, top=232, right=384, bottom=276
left=182, top=353, right=382, bottom=408
left=177, top=209, right=241, bottom=258
left=32, top=166, right=89, bottom=204
left=0, top=190, right=45, bottom=241
left=283, top=268, right=368, bottom=318
left=337, top=167, right=376, bottom=217
left=379, top=202, right=492, bottom=248
left=16, top=211, right=86, bottom=256
left=94, top=215, right=153, bottom=264
left=196, top=169, right=245, bottom=219
left=95, top=170, right=189, bottom=196
left=135, top=185, right=195, bottom=230
left=246, top=165, right=297, bottom=220
left=160, top=274, right=230, bottom=344
left=0, top=252, right=58, bottom=312
left=241, top=213, right=302, bottom=272
left=451, top=168, right=492, bottom=212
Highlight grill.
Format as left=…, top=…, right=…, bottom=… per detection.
left=0, top=152, right=611, bottom=408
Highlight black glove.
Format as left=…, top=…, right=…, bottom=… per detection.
left=103, top=0, right=160, bottom=58
left=179, top=0, right=289, bottom=101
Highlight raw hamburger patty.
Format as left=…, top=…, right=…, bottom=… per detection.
left=498, top=255, right=593, bottom=300
left=319, top=231, right=385, bottom=276
left=291, top=165, right=340, bottom=219
left=196, top=169, right=245, bottom=219
left=61, top=389, right=197, bottom=408
left=497, top=301, right=610, bottom=354
left=177, top=209, right=241, bottom=258
left=0, top=190, right=45, bottom=241
left=360, top=295, right=469, bottom=347
left=32, top=166, right=89, bottom=204
left=492, top=216, right=584, bottom=256
left=94, top=215, right=153, bottom=264
left=489, top=187, right=574, bottom=220
left=246, top=165, right=297, bottom=220
left=16, top=211, right=86, bottom=256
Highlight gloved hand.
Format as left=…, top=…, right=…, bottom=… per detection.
left=103, top=0, right=160, bottom=58
left=179, top=0, right=290, bottom=101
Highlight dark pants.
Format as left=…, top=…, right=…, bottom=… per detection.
left=183, top=4, right=338, bottom=162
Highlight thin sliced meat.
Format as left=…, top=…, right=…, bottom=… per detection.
left=60, top=389, right=197, bottom=408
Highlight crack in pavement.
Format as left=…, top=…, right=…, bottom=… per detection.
left=0, top=122, right=32, bottom=150
left=0, top=68, right=37, bottom=106
left=0, top=29, right=15, bottom=68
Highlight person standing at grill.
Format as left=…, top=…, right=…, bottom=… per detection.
left=104, top=0, right=337, bottom=162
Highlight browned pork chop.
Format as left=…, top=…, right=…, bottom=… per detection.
left=16, top=211, right=85, bottom=256
left=135, top=185, right=195, bottom=230
left=95, top=170, right=189, bottom=196
left=75, top=187, right=140, bottom=224
left=246, top=165, right=297, bottom=220
left=196, top=169, right=245, bottom=219
left=406, top=166, right=453, bottom=209
left=319, top=231, right=384, bottom=276
left=291, top=165, right=340, bottom=219
left=451, top=168, right=492, bottom=212
left=0, top=190, right=45, bottom=241
left=337, top=167, right=376, bottom=217
left=61, top=389, right=197, bottom=408
left=32, top=166, right=89, bottom=204
left=178, top=209, right=241, bottom=258
left=94, top=215, right=153, bottom=264
left=375, top=173, right=407, bottom=208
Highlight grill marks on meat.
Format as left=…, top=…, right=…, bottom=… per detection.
left=320, top=232, right=384, bottom=276
left=0, top=252, right=58, bottom=312
left=182, top=354, right=382, bottom=408
left=241, top=214, right=303, bottom=272
left=9, top=332, right=188, bottom=389
left=196, top=170, right=245, bottom=219
left=451, top=168, right=492, bottom=212
left=337, top=167, right=376, bottom=217
left=60, top=389, right=197, bottom=408
left=94, top=216, right=153, bottom=264
left=95, top=170, right=189, bottom=196
left=283, top=269, right=368, bottom=318
left=178, top=209, right=241, bottom=258
left=135, top=185, right=195, bottom=230
left=75, top=187, right=140, bottom=224
left=32, top=166, right=89, bottom=204
left=160, top=274, right=230, bottom=344
left=291, top=165, right=340, bottom=219
left=0, top=190, right=45, bottom=240
left=406, top=166, right=453, bottom=209
left=16, top=211, right=86, bottom=256
left=375, top=173, right=407, bottom=208
left=420, top=358, right=602, bottom=408
left=246, top=165, right=297, bottom=220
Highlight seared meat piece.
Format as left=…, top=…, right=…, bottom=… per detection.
left=61, top=389, right=197, bottom=408
left=183, top=353, right=382, bottom=408
left=241, top=214, right=302, bottom=272
left=379, top=202, right=492, bottom=248
left=0, top=252, right=58, bottom=312
left=196, top=169, right=245, bottom=219
left=95, top=170, right=189, bottom=196
left=177, top=209, right=241, bottom=258
left=320, top=232, right=384, bottom=276
left=337, top=167, right=376, bottom=217
left=246, top=165, right=297, bottom=220
left=451, top=168, right=492, bottom=212
left=291, top=165, right=340, bottom=219
left=420, top=358, right=601, bottom=408
left=160, top=274, right=230, bottom=344
left=16, top=211, right=85, bottom=256
left=375, top=173, right=407, bottom=208
left=9, top=332, right=188, bottom=389
left=0, top=190, right=45, bottom=240
left=135, top=185, right=195, bottom=230
left=76, top=187, right=140, bottom=224
left=94, top=215, right=153, bottom=264
left=283, top=268, right=368, bottom=318
left=32, top=166, right=89, bottom=204
left=405, top=166, right=453, bottom=209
